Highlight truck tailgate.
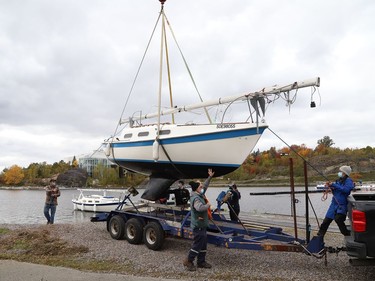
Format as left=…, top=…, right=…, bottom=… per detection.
left=347, top=192, right=375, bottom=258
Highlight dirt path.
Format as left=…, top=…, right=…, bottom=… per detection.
left=0, top=260, right=181, bottom=281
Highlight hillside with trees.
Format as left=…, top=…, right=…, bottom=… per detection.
left=1, top=136, right=375, bottom=187
left=227, top=136, right=375, bottom=185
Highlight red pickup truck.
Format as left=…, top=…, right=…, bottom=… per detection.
left=345, top=191, right=375, bottom=264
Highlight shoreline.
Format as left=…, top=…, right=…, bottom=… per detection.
left=0, top=186, right=78, bottom=190
left=0, top=183, right=315, bottom=191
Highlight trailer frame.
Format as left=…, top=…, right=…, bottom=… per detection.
left=91, top=192, right=325, bottom=256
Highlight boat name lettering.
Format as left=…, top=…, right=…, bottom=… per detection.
left=216, top=124, right=235, bottom=129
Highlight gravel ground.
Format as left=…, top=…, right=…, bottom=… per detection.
left=1, top=222, right=375, bottom=281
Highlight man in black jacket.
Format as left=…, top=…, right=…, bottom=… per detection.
left=227, top=184, right=241, bottom=221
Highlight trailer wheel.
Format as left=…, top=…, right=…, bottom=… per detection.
left=125, top=218, right=144, bottom=244
left=143, top=221, right=165, bottom=251
left=109, top=215, right=125, bottom=240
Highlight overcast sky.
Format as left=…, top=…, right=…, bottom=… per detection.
left=1, top=0, right=375, bottom=171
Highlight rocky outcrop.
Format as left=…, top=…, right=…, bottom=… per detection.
left=56, top=168, right=88, bottom=187
left=309, top=155, right=375, bottom=175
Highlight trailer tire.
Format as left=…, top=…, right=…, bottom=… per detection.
left=109, top=215, right=125, bottom=240
left=125, top=218, right=144, bottom=244
left=143, top=221, right=165, bottom=251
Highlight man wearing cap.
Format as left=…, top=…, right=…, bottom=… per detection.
left=44, top=178, right=60, bottom=225
left=317, top=165, right=354, bottom=237
left=183, top=168, right=214, bottom=271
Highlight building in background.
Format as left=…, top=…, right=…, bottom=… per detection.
left=78, top=151, right=113, bottom=177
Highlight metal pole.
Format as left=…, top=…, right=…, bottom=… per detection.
left=250, top=190, right=323, bottom=196
left=226, top=203, right=251, bottom=236
left=289, top=158, right=298, bottom=240
left=304, top=161, right=311, bottom=243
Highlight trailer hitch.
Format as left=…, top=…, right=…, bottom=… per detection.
left=327, top=246, right=347, bottom=255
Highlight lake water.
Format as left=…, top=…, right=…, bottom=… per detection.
left=0, top=186, right=329, bottom=225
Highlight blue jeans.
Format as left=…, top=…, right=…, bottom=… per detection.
left=44, top=204, right=57, bottom=224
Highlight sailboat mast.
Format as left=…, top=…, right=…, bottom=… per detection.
left=159, top=0, right=210, bottom=125
left=157, top=5, right=165, bottom=135
left=162, top=10, right=175, bottom=124
left=153, top=1, right=168, bottom=162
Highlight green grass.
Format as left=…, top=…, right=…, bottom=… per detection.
left=0, top=228, right=10, bottom=235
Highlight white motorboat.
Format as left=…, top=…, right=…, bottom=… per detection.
left=315, top=183, right=327, bottom=190
left=103, top=1, right=320, bottom=200
left=316, top=182, right=375, bottom=192
left=72, top=189, right=123, bottom=212
left=354, top=183, right=375, bottom=191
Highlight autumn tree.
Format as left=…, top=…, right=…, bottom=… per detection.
left=24, top=163, right=39, bottom=184
left=298, top=144, right=313, bottom=158
left=51, top=160, right=71, bottom=174
left=3, top=165, right=25, bottom=185
left=38, top=162, right=52, bottom=178
left=92, top=163, right=119, bottom=185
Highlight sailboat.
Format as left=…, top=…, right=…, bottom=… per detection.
left=103, top=0, right=320, bottom=200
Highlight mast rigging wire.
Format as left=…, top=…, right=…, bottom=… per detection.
left=163, top=12, right=212, bottom=123
left=267, top=127, right=329, bottom=181
left=111, top=9, right=163, bottom=140
left=266, top=127, right=331, bottom=227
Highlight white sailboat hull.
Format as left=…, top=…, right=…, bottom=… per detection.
left=106, top=122, right=267, bottom=179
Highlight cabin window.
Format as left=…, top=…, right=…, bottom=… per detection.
left=138, top=132, right=149, bottom=137
left=124, top=133, right=132, bottom=138
left=159, top=130, right=171, bottom=135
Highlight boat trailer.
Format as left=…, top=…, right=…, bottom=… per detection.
left=91, top=186, right=326, bottom=258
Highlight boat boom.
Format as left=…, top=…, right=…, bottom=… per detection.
left=120, top=77, right=320, bottom=125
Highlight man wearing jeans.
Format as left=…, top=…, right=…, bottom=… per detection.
left=44, top=178, right=60, bottom=224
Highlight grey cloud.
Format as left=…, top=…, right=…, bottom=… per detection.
left=1, top=0, right=375, bottom=171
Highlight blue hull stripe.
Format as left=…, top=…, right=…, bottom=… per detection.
left=112, top=159, right=240, bottom=168
left=113, top=126, right=266, bottom=148
left=73, top=202, right=119, bottom=207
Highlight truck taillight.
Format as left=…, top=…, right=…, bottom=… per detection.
left=352, top=209, right=366, bottom=232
